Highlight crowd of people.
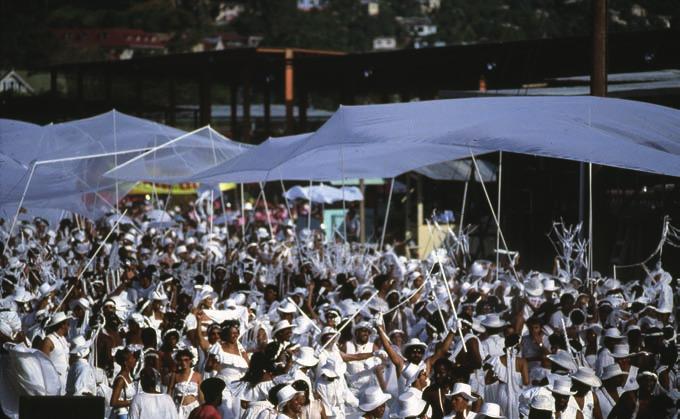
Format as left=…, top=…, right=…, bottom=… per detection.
left=0, top=199, right=678, bottom=419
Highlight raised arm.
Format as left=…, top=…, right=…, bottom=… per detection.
left=376, top=324, right=404, bottom=373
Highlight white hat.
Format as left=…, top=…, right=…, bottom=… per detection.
left=176, top=245, right=188, bottom=254
left=481, top=313, right=507, bottom=329
left=547, top=350, right=577, bottom=372
left=403, top=338, right=428, bottom=352
left=151, top=289, right=168, bottom=302
left=446, top=383, right=476, bottom=401
left=530, top=394, right=555, bottom=412
left=294, top=347, right=319, bottom=367
left=13, top=287, right=33, bottom=303
left=46, top=312, right=72, bottom=328
left=276, top=385, right=303, bottom=409
left=401, top=362, right=426, bottom=387
left=277, top=300, right=297, bottom=314
left=543, top=278, right=559, bottom=292
left=611, top=343, right=633, bottom=359
left=359, top=386, right=392, bottom=412
left=571, top=367, right=602, bottom=388
left=39, top=282, right=57, bottom=296
left=469, top=260, right=490, bottom=278
left=396, top=391, right=428, bottom=418
left=524, top=278, right=544, bottom=297
left=272, top=320, right=294, bottom=335
left=477, top=402, right=505, bottom=418
left=601, top=364, right=628, bottom=381
left=548, top=376, right=576, bottom=396
left=244, top=202, right=253, bottom=211
left=471, top=317, right=486, bottom=333
left=70, top=335, right=91, bottom=357
left=320, top=359, right=340, bottom=378
left=256, top=227, right=269, bottom=239
left=603, top=327, right=625, bottom=340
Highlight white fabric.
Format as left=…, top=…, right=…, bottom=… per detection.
left=284, top=185, right=363, bottom=204
left=66, top=358, right=97, bottom=396
left=128, top=391, right=179, bottom=419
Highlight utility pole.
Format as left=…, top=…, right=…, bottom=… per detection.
left=580, top=0, right=607, bottom=231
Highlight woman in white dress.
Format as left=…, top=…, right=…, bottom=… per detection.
left=110, top=348, right=139, bottom=419
left=238, top=352, right=277, bottom=419
left=167, top=349, right=203, bottom=419
left=200, top=318, right=250, bottom=418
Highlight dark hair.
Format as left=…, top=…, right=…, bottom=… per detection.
left=268, top=383, right=288, bottom=405
left=373, top=274, right=389, bottom=291
left=139, top=367, right=159, bottom=392
left=114, top=348, right=133, bottom=367
left=175, top=348, right=194, bottom=361
left=141, top=328, right=157, bottom=349
left=292, top=380, right=310, bottom=404
left=240, top=352, right=274, bottom=387
left=201, top=377, right=227, bottom=403
left=219, top=320, right=240, bottom=340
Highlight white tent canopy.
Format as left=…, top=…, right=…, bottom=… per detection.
left=284, top=184, right=363, bottom=204
left=266, top=96, right=680, bottom=180
left=103, top=125, right=252, bottom=183
left=0, top=110, right=186, bottom=219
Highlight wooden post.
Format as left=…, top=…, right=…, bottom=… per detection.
left=285, top=48, right=295, bottom=133
left=199, top=73, right=212, bottom=126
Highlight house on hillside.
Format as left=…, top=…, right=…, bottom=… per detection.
left=373, top=37, right=397, bottom=51
left=0, top=70, right=34, bottom=95
left=196, top=32, right=263, bottom=52
left=52, top=28, right=171, bottom=60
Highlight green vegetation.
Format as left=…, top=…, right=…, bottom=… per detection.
left=1, top=0, right=678, bottom=68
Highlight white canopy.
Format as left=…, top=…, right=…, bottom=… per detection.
left=266, top=96, right=680, bottom=180
left=284, top=184, right=364, bottom=203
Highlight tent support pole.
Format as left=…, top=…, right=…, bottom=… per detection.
left=4, top=161, right=37, bottom=254
left=259, top=182, right=274, bottom=237
left=379, top=178, right=395, bottom=251
left=240, top=183, right=246, bottom=238
left=307, top=180, right=312, bottom=231
left=588, top=162, right=593, bottom=278
left=359, top=179, right=366, bottom=244
left=469, top=151, right=520, bottom=283
left=496, top=151, right=503, bottom=282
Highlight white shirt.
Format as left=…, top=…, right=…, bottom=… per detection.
left=66, top=359, right=97, bottom=396
left=128, top=392, right=179, bottom=419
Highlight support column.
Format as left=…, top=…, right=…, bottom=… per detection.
left=285, top=48, right=295, bottom=133
left=230, top=82, right=238, bottom=139
left=199, top=73, right=212, bottom=126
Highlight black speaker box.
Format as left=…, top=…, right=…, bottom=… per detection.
left=19, top=396, right=104, bottom=419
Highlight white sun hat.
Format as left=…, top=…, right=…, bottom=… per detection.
left=548, top=376, right=576, bottom=396
left=294, top=346, right=319, bottom=367
left=601, top=364, right=628, bottom=381
left=276, top=385, right=304, bottom=409
left=396, top=391, right=428, bottom=418
left=477, top=402, right=505, bottom=418
left=571, top=367, right=602, bottom=388
left=446, top=382, right=477, bottom=401
left=359, top=385, right=392, bottom=412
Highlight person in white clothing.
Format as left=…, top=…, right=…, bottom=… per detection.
left=66, top=335, right=97, bottom=396
left=129, top=367, right=179, bottom=419
left=39, top=312, right=72, bottom=393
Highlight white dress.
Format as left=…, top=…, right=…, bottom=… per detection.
left=594, top=387, right=617, bottom=419
left=209, top=343, right=249, bottom=418
left=486, top=350, right=523, bottom=419
left=66, top=358, right=97, bottom=396
left=46, top=333, right=69, bottom=393
left=563, top=392, right=595, bottom=419
left=173, top=376, right=200, bottom=419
